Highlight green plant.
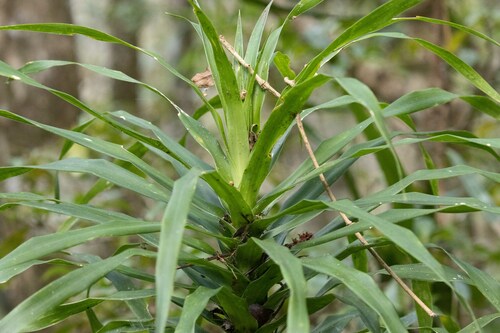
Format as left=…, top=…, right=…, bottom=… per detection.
left=1, top=0, right=499, bottom=332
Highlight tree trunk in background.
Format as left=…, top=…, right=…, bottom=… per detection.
left=0, top=0, right=79, bottom=157
left=0, top=0, right=78, bottom=318
left=412, top=0, right=472, bottom=166
left=107, top=0, right=146, bottom=113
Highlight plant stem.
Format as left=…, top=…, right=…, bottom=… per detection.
left=220, top=35, right=436, bottom=318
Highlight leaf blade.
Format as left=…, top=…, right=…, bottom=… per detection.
left=155, top=169, right=200, bottom=333
left=174, top=287, right=221, bottom=333
left=302, top=255, right=407, bottom=332
left=253, top=238, right=310, bottom=332
left=0, top=249, right=153, bottom=333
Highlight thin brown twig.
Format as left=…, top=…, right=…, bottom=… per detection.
left=220, top=35, right=436, bottom=317
left=296, top=117, right=436, bottom=317
left=219, top=35, right=281, bottom=97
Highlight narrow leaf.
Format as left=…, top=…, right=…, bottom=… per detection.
left=178, top=109, right=231, bottom=180
left=174, top=287, right=221, bottom=333
left=0, top=221, right=160, bottom=283
left=188, top=1, right=248, bottom=185
left=338, top=77, right=404, bottom=182
left=458, top=313, right=500, bottom=333
left=155, top=169, right=200, bottom=333
left=0, top=249, right=153, bottom=333
left=413, top=38, right=500, bottom=102
left=302, top=256, right=407, bottom=332
left=253, top=238, right=310, bottom=332
left=394, top=16, right=499, bottom=47
left=452, top=257, right=500, bottom=312
left=240, top=74, right=330, bottom=205
left=0, top=23, right=211, bottom=101
left=244, top=1, right=272, bottom=69
left=296, top=0, right=422, bottom=81
left=274, top=51, right=296, bottom=79
left=0, top=109, right=174, bottom=191
left=0, top=158, right=169, bottom=201
left=460, top=95, right=499, bottom=119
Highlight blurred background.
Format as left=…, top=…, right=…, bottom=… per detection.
left=0, top=0, right=498, bottom=331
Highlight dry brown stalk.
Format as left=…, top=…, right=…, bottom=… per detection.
left=219, top=35, right=436, bottom=317
left=219, top=35, right=280, bottom=97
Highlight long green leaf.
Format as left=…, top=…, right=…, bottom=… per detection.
left=302, top=256, right=407, bottom=332
left=458, top=313, right=500, bottom=333
left=286, top=0, right=326, bottom=20
left=251, top=25, right=281, bottom=126
left=155, top=169, right=200, bottom=333
left=460, top=95, right=500, bottom=119
left=0, top=158, right=169, bottom=201
left=240, top=74, right=330, bottom=205
left=105, top=271, right=152, bottom=322
left=334, top=291, right=381, bottom=333
left=258, top=88, right=459, bottom=212
left=244, top=1, right=272, bottom=69
left=364, top=165, right=500, bottom=202
left=332, top=200, right=451, bottom=286
left=0, top=248, right=154, bottom=333
left=376, top=264, right=471, bottom=284
left=346, top=132, right=500, bottom=160
left=251, top=0, right=325, bottom=125
left=188, top=1, right=248, bottom=186
left=0, top=221, right=160, bottom=283
left=253, top=238, right=310, bottom=332
left=0, top=23, right=210, bottom=103
left=413, top=38, right=500, bottom=102
left=452, top=257, right=500, bottom=312
left=295, top=0, right=422, bottom=82
left=0, top=60, right=197, bottom=168
left=178, top=109, right=231, bottom=180
left=235, top=12, right=245, bottom=90
left=202, top=170, right=254, bottom=228
left=174, top=287, right=220, bottom=333
left=0, top=199, right=137, bottom=225
left=79, top=254, right=152, bottom=322
left=27, top=299, right=104, bottom=331
left=383, top=88, right=458, bottom=117
left=337, top=77, right=404, bottom=182
left=107, top=110, right=212, bottom=171
left=343, top=32, right=500, bottom=103
left=0, top=109, right=175, bottom=191
left=298, top=206, right=474, bottom=250
left=17, top=60, right=175, bottom=106
left=312, top=311, right=358, bottom=333
left=394, top=16, right=499, bottom=47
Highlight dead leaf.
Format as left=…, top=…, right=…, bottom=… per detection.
left=191, top=68, right=214, bottom=88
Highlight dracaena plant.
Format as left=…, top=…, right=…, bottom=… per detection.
left=0, top=0, right=499, bottom=332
